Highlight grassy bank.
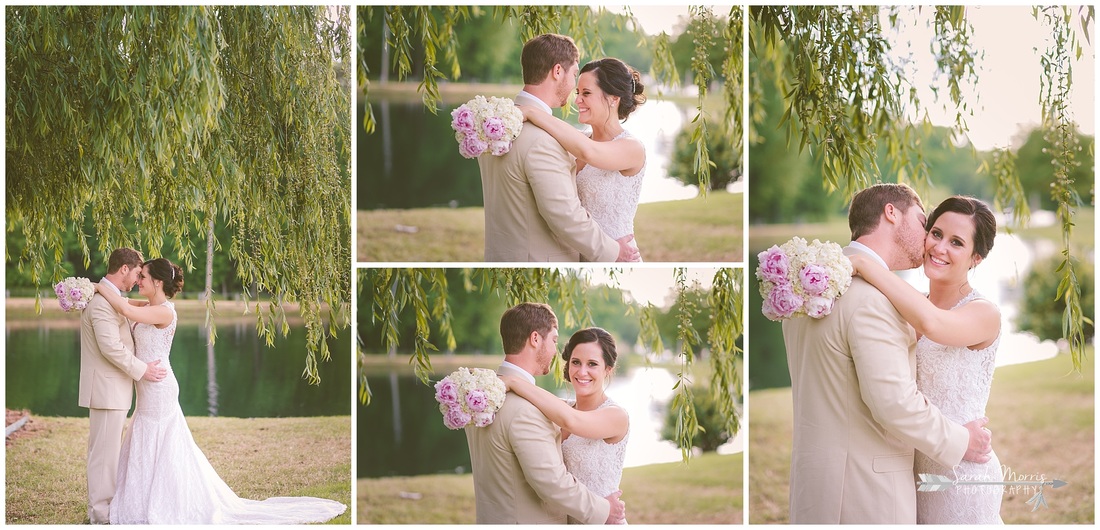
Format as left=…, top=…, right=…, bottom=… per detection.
left=5, top=415, right=351, bottom=524
left=748, top=352, right=1094, bottom=524
left=358, top=451, right=742, bottom=524
left=358, top=191, right=743, bottom=262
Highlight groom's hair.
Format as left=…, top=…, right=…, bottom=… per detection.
left=107, top=248, right=144, bottom=274
left=521, top=34, right=579, bottom=84
left=848, top=183, right=923, bottom=240
left=500, top=302, right=557, bottom=354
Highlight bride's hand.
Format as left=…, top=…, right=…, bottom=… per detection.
left=516, top=105, right=535, bottom=123
left=497, top=374, right=518, bottom=392
left=847, top=254, right=867, bottom=276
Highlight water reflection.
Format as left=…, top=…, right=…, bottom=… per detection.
left=6, top=321, right=351, bottom=418
left=358, top=364, right=741, bottom=478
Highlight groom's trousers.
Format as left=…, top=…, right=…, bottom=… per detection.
left=87, top=408, right=127, bottom=524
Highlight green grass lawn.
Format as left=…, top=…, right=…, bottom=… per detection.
left=357, top=191, right=743, bottom=262
left=748, top=352, right=1094, bottom=524
left=5, top=415, right=351, bottom=524
left=358, top=451, right=742, bottom=524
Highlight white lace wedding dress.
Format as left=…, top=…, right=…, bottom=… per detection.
left=575, top=129, right=645, bottom=262
left=914, top=290, right=1003, bottom=524
left=110, top=302, right=346, bottom=524
left=561, top=398, right=629, bottom=524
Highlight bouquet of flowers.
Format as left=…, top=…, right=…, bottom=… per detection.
left=434, top=367, right=507, bottom=430
left=54, top=277, right=95, bottom=312
left=450, top=95, right=523, bottom=159
left=757, top=237, right=853, bottom=321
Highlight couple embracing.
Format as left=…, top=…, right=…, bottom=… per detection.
left=80, top=248, right=345, bottom=524
left=480, top=33, right=647, bottom=263
left=466, top=302, right=631, bottom=523
left=784, top=184, right=1005, bottom=524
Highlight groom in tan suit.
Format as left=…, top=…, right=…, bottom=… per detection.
left=479, top=33, right=638, bottom=262
left=782, top=184, right=992, bottom=523
left=465, top=302, right=626, bottom=523
left=79, top=248, right=167, bottom=523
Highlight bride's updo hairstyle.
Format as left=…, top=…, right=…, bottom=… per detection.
left=925, top=196, right=997, bottom=262
left=561, top=327, right=618, bottom=382
left=580, top=58, right=646, bottom=121
left=144, top=258, right=185, bottom=298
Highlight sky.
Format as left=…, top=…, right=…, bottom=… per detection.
left=588, top=267, right=719, bottom=308
left=613, top=6, right=1094, bottom=151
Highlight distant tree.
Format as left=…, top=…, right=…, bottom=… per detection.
left=1017, top=256, right=1095, bottom=343
left=6, top=6, right=351, bottom=382
left=1014, top=127, right=1095, bottom=211
left=661, top=385, right=731, bottom=453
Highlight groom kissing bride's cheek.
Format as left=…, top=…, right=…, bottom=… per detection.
left=780, top=184, right=1002, bottom=524
left=477, top=32, right=646, bottom=264
left=464, top=303, right=629, bottom=524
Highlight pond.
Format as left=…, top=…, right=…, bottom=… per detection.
left=357, top=96, right=701, bottom=210
left=358, top=364, right=743, bottom=478
left=6, top=318, right=351, bottom=418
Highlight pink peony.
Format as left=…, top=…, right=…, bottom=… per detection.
left=472, top=412, right=494, bottom=427
left=54, top=283, right=65, bottom=296
left=482, top=116, right=506, bottom=141
left=458, top=134, right=488, bottom=159
left=799, top=264, right=830, bottom=296
left=443, top=405, right=472, bottom=430
left=70, top=288, right=83, bottom=300
left=434, top=379, right=459, bottom=406
left=757, top=246, right=790, bottom=284
left=58, top=298, right=73, bottom=312
left=765, top=283, right=803, bottom=320
left=465, top=389, right=489, bottom=412
left=804, top=296, right=834, bottom=319
left=450, top=105, right=476, bottom=135
left=489, top=140, right=511, bottom=156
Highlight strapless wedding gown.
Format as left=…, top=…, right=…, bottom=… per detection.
left=575, top=129, right=645, bottom=262
left=914, top=290, right=1003, bottom=524
left=109, top=302, right=346, bottom=524
left=562, top=398, right=629, bottom=524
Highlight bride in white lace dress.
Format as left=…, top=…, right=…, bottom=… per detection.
left=850, top=196, right=1003, bottom=524
left=500, top=327, right=630, bottom=523
left=520, top=57, right=647, bottom=262
left=94, top=258, right=346, bottom=524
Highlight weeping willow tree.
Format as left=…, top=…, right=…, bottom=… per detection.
left=750, top=5, right=1094, bottom=370
left=359, top=268, right=743, bottom=460
left=6, top=6, right=352, bottom=383
left=357, top=6, right=743, bottom=193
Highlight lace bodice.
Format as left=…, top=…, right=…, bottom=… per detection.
left=913, top=290, right=1003, bottom=524
left=561, top=398, right=628, bottom=498
left=575, top=129, right=645, bottom=241
left=133, top=302, right=176, bottom=365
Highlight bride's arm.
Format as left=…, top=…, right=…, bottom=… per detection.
left=519, top=106, right=644, bottom=174
left=94, top=284, right=173, bottom=327
left=500, top=375, right=628, bottom=441
left=849, top=254, right=1000, bottom=347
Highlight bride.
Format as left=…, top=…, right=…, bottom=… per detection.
left=519, top=57, right=647, bottom=262
left=94, top=257, right=346, bottom=524
left=499, top=327, right=630, bottom=523
left=848, top=196, right=1003, bottom=524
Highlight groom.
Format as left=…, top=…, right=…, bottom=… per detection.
left=464, top=302, right=626, bottom=523
left=782, top=183, right=993, bottom=524
left=479, top=33, right=638, bottom=262
left=79, top=247, right=167, bottom=523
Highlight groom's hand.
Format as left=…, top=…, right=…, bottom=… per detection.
left=604, top=490, right=626, bottom=524
left=962, top=416, right=993, bottom=463
left=615, top=235, right=640, bottom=262
left=142, top=360, right=167, bottom=382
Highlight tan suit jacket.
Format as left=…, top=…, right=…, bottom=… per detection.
left=781, top=248, right=968, bottom=524
left=479, top=92, right=619, bottom=262
left=465, top=363, right=609, bottom=524
left=79, top=282, right=147, bottom=409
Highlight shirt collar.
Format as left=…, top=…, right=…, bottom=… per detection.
left=99, top=277, right=122, bottom=296
left=846, top=241, right=890, bottom=270
left=517, top=90, right=553, bottom=115
left=500, top=360, right=537, bottom=385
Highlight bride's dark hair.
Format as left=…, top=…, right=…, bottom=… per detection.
left=580, top=58, right=646, bottom=121
left=561, top=327, right=618, bottom=381
left=144, top=258, right=184, bottom=298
